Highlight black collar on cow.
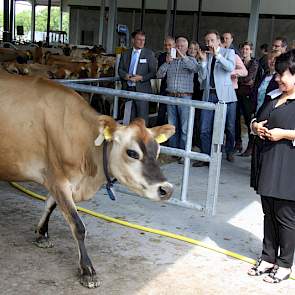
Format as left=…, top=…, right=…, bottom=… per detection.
left=103, top=140, right=117, bottom=201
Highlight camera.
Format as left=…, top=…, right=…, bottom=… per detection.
left=199, top=44, right=210, bottom=51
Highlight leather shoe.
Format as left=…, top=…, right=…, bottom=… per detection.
left=226, top=153, right=235, bottom=162
left=192, top=160, right=209, bottom=167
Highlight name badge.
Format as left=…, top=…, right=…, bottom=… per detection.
left=139, top=59, right=147, bottom=63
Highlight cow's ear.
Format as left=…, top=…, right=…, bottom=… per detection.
left=94, top=115, right=117, bottom=146
left=150, top=124, right=175, bottom=144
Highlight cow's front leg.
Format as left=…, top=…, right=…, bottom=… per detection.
left=53, top=184, right=100, bottom=288
left=34, top=195, right=56, bottom=248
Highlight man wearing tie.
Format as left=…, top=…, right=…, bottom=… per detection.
left=193, top=30, right=237, bottom=167
left=118, top=30, right=157, bottom=124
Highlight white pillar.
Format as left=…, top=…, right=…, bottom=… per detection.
left=247, top=0, right=261, bottom=54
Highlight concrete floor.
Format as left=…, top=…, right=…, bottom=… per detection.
left=0, top=154, right=294, bottom=295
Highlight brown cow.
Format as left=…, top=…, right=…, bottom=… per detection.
left=0, top=72, right=175, bottom=288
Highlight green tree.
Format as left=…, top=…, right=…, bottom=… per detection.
left=14, top=6, right=69, bottom=35
left=35, top=7, right=69, bottom=33
left=15, top=10, right=31, bottom=33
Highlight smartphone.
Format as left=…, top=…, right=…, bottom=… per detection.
left=200, top=44, right=210, bottom=52
left=170, top=47, right=177, bottom=59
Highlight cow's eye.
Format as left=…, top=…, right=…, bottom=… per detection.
left=126, top=149, right=139, bottom=160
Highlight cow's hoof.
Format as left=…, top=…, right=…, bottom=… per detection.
left=33, top=236, right=54, bottom=248
left=80, top=274, right=100, bottom=288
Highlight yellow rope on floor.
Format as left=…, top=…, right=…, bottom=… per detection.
left=9, top=181, right=295, bottom=281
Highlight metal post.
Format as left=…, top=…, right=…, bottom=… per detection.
left=131, top=9, right=136, bottom=33
left=9, top=0, right=15, bottom=40
left=192, top=12, right=197, bottom=41
left=75, top=9, right=80, bottom=44
left=31, top=0, right=36, bottom=42
left=171, top=0, right=177, bottom=37
left=106, top=0, right=117, bottom=53
left=60, top=0, right=63, bottom=32
left=196, top=0, right=202, bottom=41
left=180, top=106, right=195, bottom=202
left=3, top=0, right=10, bottom=41
left=270, top=16, right=275, bottom=46
left=113, top=53, right=121, bottom=119
left=164, top=0, right=172, bottom=38
left=205, top=102, right=227, bottom=216
left=98, top=0, right=105, bottom=46
left=46, top=0, right=52, bottom=45
left=247, top=0, right=261, bottom=53
left=140, top=0, right=145, bottom=31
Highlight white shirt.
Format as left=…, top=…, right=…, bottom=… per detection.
left=131, top=48, right=142, bottom=75
left=128, top=48, right=142, bottom=86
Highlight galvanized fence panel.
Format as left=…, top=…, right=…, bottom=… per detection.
left=58, top=78, right=227, bottom=216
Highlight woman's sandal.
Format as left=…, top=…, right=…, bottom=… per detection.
left=248, top=258, right=274, bottom=276
left=263, top=265, right=291, bottom=283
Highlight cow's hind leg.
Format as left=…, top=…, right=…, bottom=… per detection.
left=34, top=195, right=56, bottom=248
left=53, top=184, right=99, bottom=288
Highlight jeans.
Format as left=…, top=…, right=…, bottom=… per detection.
left=200, top=92, right=236, bottom=155
left=167, top=95, right=191, bottom=150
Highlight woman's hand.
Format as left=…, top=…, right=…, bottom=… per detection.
left=252, top=120, right=268, bottom=139
left=264, top=128, right=286, bottom=141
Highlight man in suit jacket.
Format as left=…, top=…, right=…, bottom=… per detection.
left=118, top=30, right=157, bottom=124
left=193, top=30, right=237, bottom=166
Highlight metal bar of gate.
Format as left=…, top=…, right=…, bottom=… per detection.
left=60, top=82, right=225, bottom=216
left=206, top=102, right=227, bottom=216
left=181, top=106, right=195, bottom=203
left=61, top=83, right=215, bottom=110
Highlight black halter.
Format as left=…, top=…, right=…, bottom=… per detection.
left=103, top=141, right=117, bottom=201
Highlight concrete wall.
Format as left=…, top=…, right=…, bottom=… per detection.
left=65, top=0, right=295, bottom=15
left=69, top=6, right=295, bottom=54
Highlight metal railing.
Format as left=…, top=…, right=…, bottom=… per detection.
left=58, top=78, right=227, bottom=216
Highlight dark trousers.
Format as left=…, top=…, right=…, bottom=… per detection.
left=235, top=95, right=254, bottom=146
left=125, top=86, right=149, bottom=124
left=261, top=196, right=295, bottom=268
left=200, top=92, right=236, bottom=155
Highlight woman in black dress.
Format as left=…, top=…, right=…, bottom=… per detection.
left=248, top=49, right=295, bottom=283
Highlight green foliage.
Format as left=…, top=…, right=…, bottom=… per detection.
left=15, top=10, right=31, bottom=32
left=35, top=7, right=69, bottom=33
left=0, top=7, right=69, bottom=35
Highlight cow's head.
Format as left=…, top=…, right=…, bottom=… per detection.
left=96, top=116, right=175, bottom=201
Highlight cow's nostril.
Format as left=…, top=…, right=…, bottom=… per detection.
left=159, top=186, right=167, bottom=196
left=158, top=185, right=173, bottom=200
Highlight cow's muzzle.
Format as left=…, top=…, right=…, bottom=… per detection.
left=157, top=183, right=173, bottom=200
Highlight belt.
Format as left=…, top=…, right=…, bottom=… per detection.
left=168, top=92, right=193, bottom=97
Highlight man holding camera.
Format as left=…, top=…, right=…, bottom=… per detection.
left=193, top=30, right=236, bottom=167
left=157, top=36, right=199, bottom=161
